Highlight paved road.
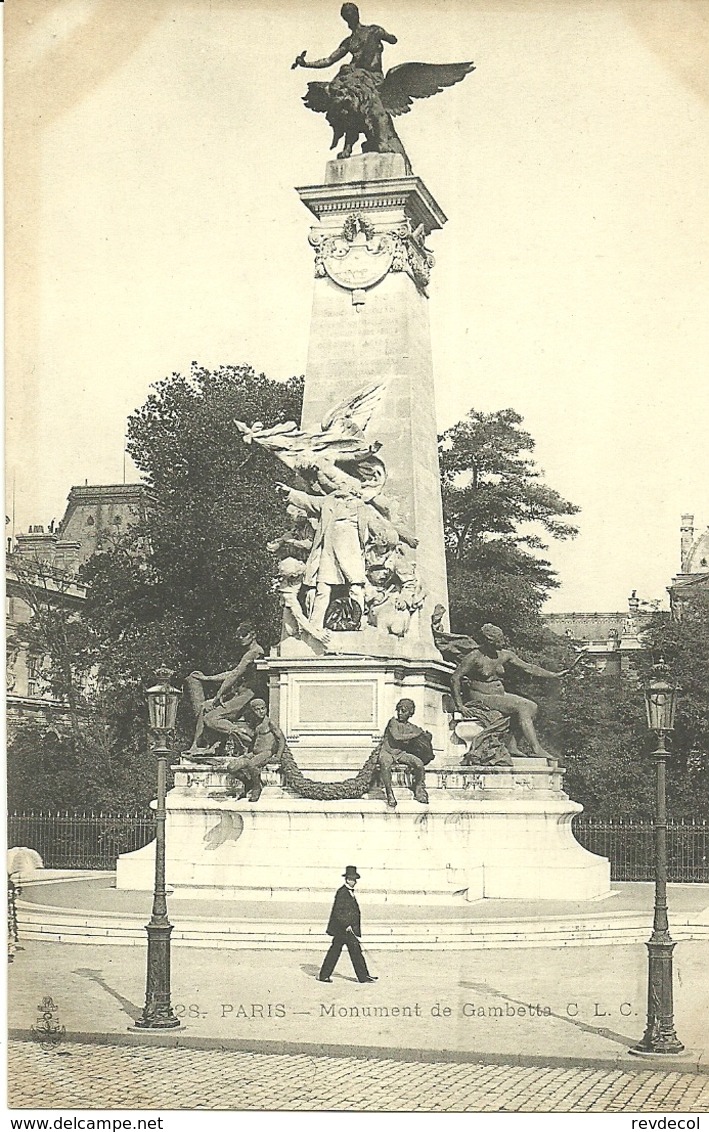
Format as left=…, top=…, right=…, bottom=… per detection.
left=8, top=1040, right=709, bottom=1112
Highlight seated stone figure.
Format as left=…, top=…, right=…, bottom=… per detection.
left=377, top=698, right=434, bottom=808
left=451, top=624, right=571, bottom=762
left=224, top=699, right=286, bottom=802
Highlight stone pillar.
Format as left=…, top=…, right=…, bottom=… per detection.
left=680, top=513, right=695, bottom=572
left=296, top=153, right=449, bottom=634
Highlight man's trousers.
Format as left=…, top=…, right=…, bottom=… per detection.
left=319, top=931, right=371, bottom=982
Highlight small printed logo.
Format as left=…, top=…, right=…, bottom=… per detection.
left=30, top=996, right=66, bottom=1050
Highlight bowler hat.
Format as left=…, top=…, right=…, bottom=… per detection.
left=343, top=865, right=361, bottom=880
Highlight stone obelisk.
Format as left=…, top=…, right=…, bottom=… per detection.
left=263, top=152, right=455, bottom=773
left=298, top=152, right=449, bottom=631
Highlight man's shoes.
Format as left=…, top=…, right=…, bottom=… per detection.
left=361, top=976, right=378, bottom=983
left=318, top=976, right=333, bottom=983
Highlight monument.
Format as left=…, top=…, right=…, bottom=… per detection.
left=117, top=6, right=610, bottom=906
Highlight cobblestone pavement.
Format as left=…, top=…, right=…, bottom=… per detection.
left=8, top=1040, right=709, bottom=1112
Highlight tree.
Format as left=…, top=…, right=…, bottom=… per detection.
left=640, top=592, right=709, bottom=814
left=82, top=363, right=304, bottom=680
left=6, top=556, right=157, bottom=810
left=6, top=717, right=156, bottom=812
left=530, top=592, right=709, bottom=819
left=543, top=669, right=657, bottom=817
left=439, top=408, right=579, bottom=650
left=9, top=364, right=305, bottom=811
left=71, top=364, right=305, bottom=771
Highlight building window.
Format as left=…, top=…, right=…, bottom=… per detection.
left=27, top=656, right=41, bottom=698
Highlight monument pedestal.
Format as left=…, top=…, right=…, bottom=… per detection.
left=116, top=766, right=611, bottom=903
left=264, top=649, right=453, bottom=772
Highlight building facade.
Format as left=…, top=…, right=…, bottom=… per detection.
left=543, top=592, right=655, bottom=674
left=668, top=513, right=709, bottom=620
left=6, top=483, right=146, bottom=734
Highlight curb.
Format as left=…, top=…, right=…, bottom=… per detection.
left=9, top=1028, right=708, bottom=1076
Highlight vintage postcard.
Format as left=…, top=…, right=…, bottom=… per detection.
left=4, top=0, right=709, bottom=1122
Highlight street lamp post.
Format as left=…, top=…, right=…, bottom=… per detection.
left=630, top=662, right=684, bottom=1057
left=133, top=665, right=182, bottom=1031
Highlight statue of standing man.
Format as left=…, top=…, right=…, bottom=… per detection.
left=277, top=483, right=377, bottom=631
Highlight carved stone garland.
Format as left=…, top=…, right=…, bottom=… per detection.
left=279, top=742, right=381, bottom=801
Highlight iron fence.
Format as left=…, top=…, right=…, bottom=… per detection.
left=8, top=877, right=20, bottom=962
left=573, top=817, right=709, bottom=883
left=5, top=811, right=709, bottom=881
left=7, top=811, right=155, bottom=871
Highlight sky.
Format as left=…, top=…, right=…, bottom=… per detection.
left=5, top=0, right=708, bottom=613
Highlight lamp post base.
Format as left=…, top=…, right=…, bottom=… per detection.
left=134, top=919, right=181, bottom=1031
left=129, top=1019, right=184, bottom=1032
left=630, top=935, right=685, bottom=1057
left=629, top=1039, right=685, bottom=1058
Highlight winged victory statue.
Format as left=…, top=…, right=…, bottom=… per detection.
left=235, top=382, right=388, bottom=499
left=292, top=4, right=474, bottom=173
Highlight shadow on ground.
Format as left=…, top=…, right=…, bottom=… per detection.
left=73, top=968, right=142, bottom=1022
left=460, top=977, right=637, bottom=1047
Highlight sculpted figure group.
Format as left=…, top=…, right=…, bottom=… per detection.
left=184, top=624, right=286, bottom=801
left=237, top=381, right=425, bottom=648
left=181, top=620, right=575, bottom=802
left=292, top=4, right=474, bottom=174
left=183, top=633, right=434, bottom=807
left=184, top=623, right=264, bottom=756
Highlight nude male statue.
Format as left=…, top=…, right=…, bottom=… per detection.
left=184, top=623, right=264, bottom=756
left=223, top=699, right=286, bottom=803
left=291, top=5, right=474, bottom=167
left=292, top=3, right=397, bottom=80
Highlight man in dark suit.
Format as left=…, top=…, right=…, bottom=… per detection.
left=318, top=866, right=378, bottom=984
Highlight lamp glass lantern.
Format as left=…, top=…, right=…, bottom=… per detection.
left=644, top=666, right=678, bottom=734
left=146, top=667, right=180, bottom=736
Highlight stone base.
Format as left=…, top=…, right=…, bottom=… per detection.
left=264, top=652, right=454, bottom=772
left=116, top=768, right=611, bottom=904
left=276, top=621, right=443, bottom=663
